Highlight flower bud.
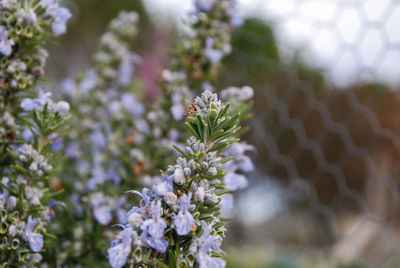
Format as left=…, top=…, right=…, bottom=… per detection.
left=8, top=225, right=17, bottom=237
left=206, top=167, right=217, bottom=176
left=55, top=101, right=70, bottom=116
left=7, top=196, right=17, bottom=210
left=195, top=187, right=205, bottom=203
left=201, top=161, right=209, bottom=170
left=174, top=168, right=185, bottom=185
left=183, top=167, right=191, bottom=177
left=164, top=192, right=177, bottom=205
left=205, top=194, right=219, bottom=205
left=128, top=212, right=143, bottom=228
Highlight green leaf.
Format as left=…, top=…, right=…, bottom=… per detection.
left=172, top=144, right=192, bottom=159
left=185, top=122, right=201, bottom=140
left=169, top=249, right=177, bottom=268
left=155, top=258, right=170, bottom=268
left=219, top=156, right=234, bottom=164
left=215, top=189, right=231, bottom=196
left=212, top=221, right=225, bottom=230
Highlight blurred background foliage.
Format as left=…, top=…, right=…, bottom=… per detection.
left=44, top=1, right=400, bottom=267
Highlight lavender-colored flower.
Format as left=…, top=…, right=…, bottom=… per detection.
left=126, top=188, right=152, bottom=213
left=171, top=93, right=185, bottom=120
left=55, top=101, right=70, bottom=116
left=107, top=167, right=121, bottom=185
left=108, top=226, right=132, bottom=268
left=223, top=172, right=248, bottom=191
left=65, top=142, right=80, bottom=158
left=197, top=221, right=225, bottom=268
left=121, top=93, right=145, bottom=117
left=153, top=175, right=173, bottom=197
left=0, top=25, right=14, bottom=56
left=45, top=0, right=72, bottom=35
left=51, top=137, right=63, bottom=151
left=195, top=0, right=215, bottom=11
left=79, top=69, right=98, bottom=92
left=174, top=192, right=194, bottom=235
left=135, top=119, right=151, bottom=134
left=220, top=193, right=234, bottom=215
left=119, top=53, right=138, bottom=85
left=21, top=89, right=52, bottom=112
left=140, top=201, right=168, bottom=253
left=22, top=128, right=34, bottom=141
left=95, top=206, right=112, bottom=225
left=91, top=193, right=113, bottom=225
left=25, top=216, right=44, bottom=252
left=61, top=78, right=77, bottom=98
left=204, top=38, right=224, bottom=64
left=90, top=128, right=107, bottom=150
left=225, top=142, right=255, bottom=172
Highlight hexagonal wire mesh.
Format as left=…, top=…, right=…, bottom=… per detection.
left=227, top=0, right=400, bottom=267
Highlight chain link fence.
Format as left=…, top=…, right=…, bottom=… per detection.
left=223, top=0, right=400, bottom=267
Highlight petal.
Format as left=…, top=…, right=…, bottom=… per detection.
left=28, top=233, right=43, bottom=252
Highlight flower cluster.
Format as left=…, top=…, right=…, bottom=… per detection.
left=44, top=11, right=145, bottom=265
left=160, top=0, right=243, bottom=125
left=0, top=0, right=71, bottom=160
left=0, top=0, right=71, bottom=266
left=108, top=91, right=242, bottom=267
left=4, top=0, right=254, bottom=266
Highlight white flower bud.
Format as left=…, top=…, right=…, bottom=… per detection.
left=174, top=168, right=185, bottom=185
left=206, top=167, right=217, bottom=176
left=128, top=212, right=143, bottom=228
left=195, top=187, right=205, bottom=203
left=164, top=192, right=177, bottom=205
left=201, top=162, right=209, bottom=170
left=55, top=101, right=70, bottom=116
left=205, top=194, right=219, bottom=204
left=8, top=225, right=17, bottom=237
left=7, top=196, right=17, bottom=210
left=183, top=167, right=191, bottom=177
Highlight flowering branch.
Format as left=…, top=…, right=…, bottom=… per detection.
left=108, top=90, right=242, bottom=268
left=0, top=0, right=71, bottom=266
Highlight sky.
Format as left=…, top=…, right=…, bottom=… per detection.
left=144, top=0, right=400, bottom=87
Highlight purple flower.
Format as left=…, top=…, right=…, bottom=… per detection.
left=225, top=142, right=255, bottom=173
left=223, top=172, right=248, bottom=191
left=61, top=78, right=77, bottom=98
left=21, top=89, right=52, bottom=111
left=121, top=93, right=145, bottom=117
left=90, top=193, right=112, bottom=225
left=174, top=192, right=194, bottom=235
left=79, top=69, right=98, bottom=92
left=22, top=128, right=34, bottom=142
left=90, top=128, right=107, bottom=150
left=171, top=93, right=185, bottom=120
left=220, top=193, right=234, bottom=215
left=195, top=0, right=215, bottom=11
left=25, top=216, right=43, bottom=252
left=119, top=53, right=138, bottom=85
left=55, top=101, right=70, bottom=116
left=108, top=226, right=132, bottom=268
left=45, top=0, right=72, bottom=35
left=204, top=38, right=224, bottom=64
left=153, top=175, right=173, bottom=197
left=0, top=25, right=13, bottom=56
left=197, top=221, right=225, bottom=268
left=51, top=137, right=63, bottom=151
left=135, top=119, right=151, bottom=134
left=66, top=142, right=80, bottom=158
left=94, top=206, right=112, bottom=225
left=140, top=201, right=168, bottom=253
left=126, top=188, right=152, bottom=213
left=107, top=168, right=121, bottom=185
